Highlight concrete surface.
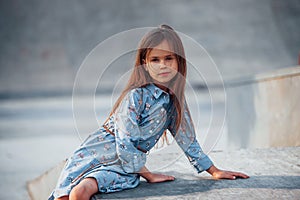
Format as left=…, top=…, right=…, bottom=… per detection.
left=91, top=146, right=300, bottom=200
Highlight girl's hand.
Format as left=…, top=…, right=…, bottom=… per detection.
left=207, top=165, right=249, bottom=180
left=138, top=166, right=175, bottom=183
left=143, top=172, right=175, bottom=183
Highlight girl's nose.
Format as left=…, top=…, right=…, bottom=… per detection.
left=159, top=60, right=167, bottom=68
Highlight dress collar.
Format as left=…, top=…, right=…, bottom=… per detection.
left=146, top=83, right=169, bottom=99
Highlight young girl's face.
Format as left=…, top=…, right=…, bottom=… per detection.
left=144, top=40, right=178, bottom=86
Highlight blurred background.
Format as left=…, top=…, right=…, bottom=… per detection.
left=0, top=0, right=299, bottom=199
left=1, top=0, right=300, bottom=98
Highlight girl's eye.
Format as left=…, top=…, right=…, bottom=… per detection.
left=151, top=58, right=159, bottom=62
left=166, top=56, right=174, bottom=60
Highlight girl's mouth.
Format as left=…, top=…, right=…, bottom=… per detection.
left=159, top=72, right=170, bottom=76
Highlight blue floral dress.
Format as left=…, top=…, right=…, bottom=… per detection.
left=48, top=83, right=213, bottom=199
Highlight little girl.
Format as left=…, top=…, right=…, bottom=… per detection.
left=49, top=24, right=249, bottom=200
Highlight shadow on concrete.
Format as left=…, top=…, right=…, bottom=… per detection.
left=92, top=173, right=300, bottom=199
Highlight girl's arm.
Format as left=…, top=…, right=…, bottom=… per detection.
left=138, top=166, right=175, bottom=183
left=207, top=165, right=249, bottom=179
left=170, top=100, right=249, bottom=179
left=169, top=100, right=213, bottom=173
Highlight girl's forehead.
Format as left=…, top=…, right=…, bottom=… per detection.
left=148, top=40, right=175, bottom=57
left=148, top=48, right=174, bottom=57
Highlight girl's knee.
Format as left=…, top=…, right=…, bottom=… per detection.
left=55, top=196, right=69, bottom=200
left=69, top=186, right=84, bottom=199
left=70, top=178, right=98, bottom=200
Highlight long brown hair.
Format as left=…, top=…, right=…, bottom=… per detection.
left=110, top=24, right=187, bottom=134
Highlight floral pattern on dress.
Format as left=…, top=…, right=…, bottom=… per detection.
left=48, top=83, right=213, bottom=200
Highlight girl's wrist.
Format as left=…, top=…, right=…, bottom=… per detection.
left=139, top=172, right=153, bottom=181
left=206, top=165, right=220, bottom=176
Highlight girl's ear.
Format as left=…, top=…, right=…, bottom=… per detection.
left=142, top=59, right=148, bottom=71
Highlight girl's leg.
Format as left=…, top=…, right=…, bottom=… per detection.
left=69, top=178, right=99, bottom=200
left=54, top=178, right=98, bottom=200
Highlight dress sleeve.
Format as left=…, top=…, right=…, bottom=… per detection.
left=113, top=89, right=146, bottom=173
left=169, top=99, right=213, bottom=173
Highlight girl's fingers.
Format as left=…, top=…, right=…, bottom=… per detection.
left=236, top=172, right=249, bottom=179
left=147, top=174, right=175, bottom=183
left=165, top=175, right=175, bottom=181
left=213, top=169, right=249, bottom=180
left=228, top=171, right=249, bottom=179
left=223, top=172, right=236, bottom=180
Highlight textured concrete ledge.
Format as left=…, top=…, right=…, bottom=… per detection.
left=90, top=147, right=300, bottom=200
